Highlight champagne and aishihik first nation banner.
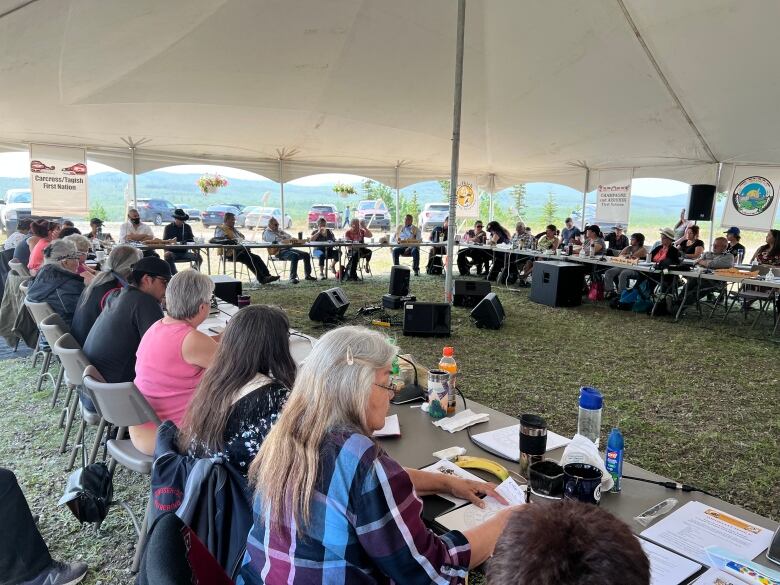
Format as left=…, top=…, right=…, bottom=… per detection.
left=29, top=144, right=89, bottom=216
left=721, top=165, right=780, bottom=232
left=455, top=177, right=480, bottom=218
left=595, top=169, right=632, bottom=226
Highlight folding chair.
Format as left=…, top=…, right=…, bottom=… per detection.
left=23, top=298, right=57, bottom=391
left=83, top=365, right=162, bottom=573
left=724, top=267, right=778, bottom=329
left=266, top=249, right=290, bottom=279
left=38, top=313, right=69, bottom=407
left=52, top=333, right=105, bottom=467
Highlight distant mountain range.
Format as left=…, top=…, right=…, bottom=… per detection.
left=0, top=171, right=715, bottom=225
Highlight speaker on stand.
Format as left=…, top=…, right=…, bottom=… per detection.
left=687, top=184, right=716, bottom=221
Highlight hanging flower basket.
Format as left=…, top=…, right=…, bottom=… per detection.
left=332, top=183, right=356, bottom=198
left=197, top=174, right=228, bottom=195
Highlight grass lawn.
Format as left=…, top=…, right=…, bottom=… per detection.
left=1, top=271, right=778, bottom=584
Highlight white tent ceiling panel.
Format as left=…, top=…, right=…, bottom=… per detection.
left=0, top=0, right=775, bottom=187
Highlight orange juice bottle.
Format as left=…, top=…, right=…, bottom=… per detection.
left=439, top=347, right=458, bottom=415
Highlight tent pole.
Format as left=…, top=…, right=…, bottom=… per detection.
left=488, top=174, right=495, bottom=222
left=580, top=167, right=590, bottom=230
left=130, top=146, right=137, bottom=210
left=279, top=158, right=285, bottom=229
left=395, top=164, right=400, bottom=227
left=709, top=162, right=722, bottom=250
left=445, top=0, right=466, bottom=303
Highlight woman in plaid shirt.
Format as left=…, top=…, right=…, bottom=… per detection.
left=239, top=326, right=514, bottom=585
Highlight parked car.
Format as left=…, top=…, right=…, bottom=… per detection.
left=202, top=204, right=247, bottom=228
left=0, top=188, right=32, bottom=233
left=135, top=198, right=176, bottom=225
left=355, top=199, right=390, bottom=230
left=173, top=203, right=201, bottom=221
left=244, top=207, right=293, bottom=230
left=307, top=204, right=341, bottom=229
left=418, top=202, right=450, bottom=231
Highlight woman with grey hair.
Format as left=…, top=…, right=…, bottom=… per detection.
left=70, top=244, right=143, bottom=345
left=25, top=239, right=84, bottom=326
left=63, top=233, right=97, bottom=283
left=242, top=325, right=519, bottom=584
left=131, top=270, right=217, bottom=455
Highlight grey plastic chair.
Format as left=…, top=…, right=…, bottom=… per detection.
left=82, top=365, right=161, bottom=574
left=51, top=333, right=105, bottom=469
left=38, top=313, right=69, bottom=407
left=23, top=298, right=56, bottom=391
left=9, top=259, right=30, bottom=278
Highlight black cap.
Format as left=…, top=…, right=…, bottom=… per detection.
left=131, top=256, right=172, bottom=280
left=90, top=217, right=103, bottom=225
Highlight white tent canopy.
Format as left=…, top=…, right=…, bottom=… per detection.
left=1, top=0, right=777, bottom=190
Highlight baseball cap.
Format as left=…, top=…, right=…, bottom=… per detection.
left=131, top=257, right=172, bottom=280
left=724, top=226, right=740, bottom=236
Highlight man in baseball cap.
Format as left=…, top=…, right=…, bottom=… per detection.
left=82, top=256, right=172, bottom=389
left=724, top=227, right=746, bottom=261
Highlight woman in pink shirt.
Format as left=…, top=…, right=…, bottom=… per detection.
left=132, top=270, right=219, bottom=455
left=28, top=221, right=60, bottom=274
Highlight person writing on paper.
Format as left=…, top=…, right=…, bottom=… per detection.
left=488, top=501, right=650, bottom=584
left=241, top=326, right=516, bottom=584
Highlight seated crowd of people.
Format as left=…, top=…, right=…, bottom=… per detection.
left=5, top=220, right=662, bottom=585
left=3, top=214, right=778, bottom=584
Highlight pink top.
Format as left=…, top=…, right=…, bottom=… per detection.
left=135, top=320, right=205, bottom=426
left=28, top=237, right=50, bottom=272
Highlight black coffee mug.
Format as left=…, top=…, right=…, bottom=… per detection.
left=563, top=463, right=602, bottom=505
left=529, top=460, right=564, bottom=499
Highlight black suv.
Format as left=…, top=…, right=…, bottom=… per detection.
left=135, top=198, right=176, bottom=225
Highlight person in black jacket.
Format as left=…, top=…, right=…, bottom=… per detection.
left=163, top=209, right=202, bottom=275
left=25, top=239, right=84, bottom=326
left=70, top=244, right=143, bottom=345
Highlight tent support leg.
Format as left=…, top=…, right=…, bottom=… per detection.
left=445, top=0, right=466, bottom=303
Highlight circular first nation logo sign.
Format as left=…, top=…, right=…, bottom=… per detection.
left=732, top=176, right=774, bottom=217
left=456, top=182, right=476, bottom=208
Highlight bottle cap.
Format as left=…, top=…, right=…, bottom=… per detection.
left=442, top=347, right=454, bottom=357
left=579, top=386, right=603, bottom=410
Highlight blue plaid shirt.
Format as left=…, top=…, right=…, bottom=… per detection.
left=238, top=429, right=471, bottom=584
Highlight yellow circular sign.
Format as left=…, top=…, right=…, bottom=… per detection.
left=457, top=182, right=476, bottom=208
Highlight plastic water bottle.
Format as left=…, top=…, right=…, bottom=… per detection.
left=439, top=347, right=458, bottom=415
left=577, top=386, right=603, bottom=447
left=605, top=428, right=624, bottom=493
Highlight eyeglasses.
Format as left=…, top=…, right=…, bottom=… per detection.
left=154, top=276, right=170, bottom=286
left=374, top=381, right=398, bottom=397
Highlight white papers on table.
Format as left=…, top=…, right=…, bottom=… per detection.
left=470, top=424, right=571, bottom=462
left=197, top=314, right=229, bottom=337
left=432, top=409, right=489, bottom=433
left=420, top=459, right=485, bottom=506
left=435, top=477, right=526, bottom=533
left=691, top=568, right=743, bottom=585
left=640, top=501, right=774, bottom=567
left=639, top=539, right=702, bottom=585
left=372, top=414, right=400, bottom=437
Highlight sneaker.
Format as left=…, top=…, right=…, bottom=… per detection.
left=304, top=275, right=317, bottom=281
left=261, top=275, right=280, bottom=284
left=20, top=560, right=88, bottom=585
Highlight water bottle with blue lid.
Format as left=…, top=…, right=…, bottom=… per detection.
left=577, top=386, right=603, bottom=448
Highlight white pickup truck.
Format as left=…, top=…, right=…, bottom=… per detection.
left=0, top=188, right=32, bottom=234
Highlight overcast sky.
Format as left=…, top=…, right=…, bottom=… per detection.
left=0, top=151, right=688, bottom=195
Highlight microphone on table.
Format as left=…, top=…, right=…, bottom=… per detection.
left=392, top=353, right=427, bottom=404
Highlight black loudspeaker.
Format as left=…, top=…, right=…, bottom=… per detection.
left=470, top=292, right=505, bottom=329
left=529, top=261, right=585, bottom=308
left=209, top=275, right=242, bottom=305
left=453, top=279, right=491, bottom=307
left=403, top=302, right=451, bottom=337
left=687, top=184, right=716, bottom=221
left=389, top=265, right=411, bottom=296
left=309, top=287, right=350, bottom=322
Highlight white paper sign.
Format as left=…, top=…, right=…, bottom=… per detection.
left=455, top=177, right=480, bottom=218
left=640, top=501, right=774, bottom=567
left=596, top=170, right=632, bottom=225
left=29, top=144, right=88, bottom=216
left=639, top=539, right=702, bottom=585
left=721, top=165, right=780, bottom=232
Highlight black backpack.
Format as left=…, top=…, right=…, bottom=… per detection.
left=426, top=255, right=443, bottom=275
left=58, top=462, right=114, bottom=525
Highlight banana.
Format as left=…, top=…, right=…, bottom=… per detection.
left=453, top=456, right=509, bottom=481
